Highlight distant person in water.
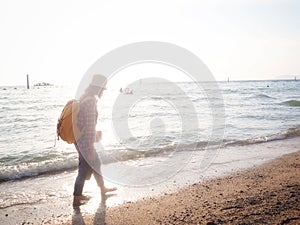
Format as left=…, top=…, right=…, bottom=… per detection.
left=124, top=88, right=133, bottom=95
left=73, top=74, right=116, bottom=207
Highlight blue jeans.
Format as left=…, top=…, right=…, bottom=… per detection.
left=73, top=151, right=104, bottom=196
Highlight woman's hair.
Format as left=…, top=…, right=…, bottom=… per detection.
left=84, top=85, right=101, bottom=96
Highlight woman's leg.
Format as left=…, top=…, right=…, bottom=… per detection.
left=92, top=154, right=117, bottom=195
left=73, top=155, right=92, bottom=205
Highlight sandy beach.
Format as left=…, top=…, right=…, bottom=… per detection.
left=61, top=150, right=300, bottom=225
left=1, top=1, right=300, bottom=224
left=1, top=137, right=299, bottom=225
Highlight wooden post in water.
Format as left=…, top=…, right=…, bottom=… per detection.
left=26, top=74, right=30, bottom=89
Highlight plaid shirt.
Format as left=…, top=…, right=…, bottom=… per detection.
left=76, top=96, right=98, bottom=153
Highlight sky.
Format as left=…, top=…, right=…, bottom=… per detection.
left=0, top=0, right=299, bottom=86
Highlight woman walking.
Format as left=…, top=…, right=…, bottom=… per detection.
left=73, top=74, right=116, bottom=207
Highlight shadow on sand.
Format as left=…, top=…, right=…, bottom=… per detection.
left=72, top=194, right=116, bottom=225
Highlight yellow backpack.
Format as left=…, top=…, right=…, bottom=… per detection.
left=56, top=97, right=93, bottom=144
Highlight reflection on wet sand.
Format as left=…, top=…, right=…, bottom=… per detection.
left=72, top=194, right=115, bottom=225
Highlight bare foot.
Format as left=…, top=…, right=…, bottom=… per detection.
left=101, top=187, right=117, bottom=195
left=73, top=195, right=88, bottom=207
left=78, top=195, right=91, bottom=201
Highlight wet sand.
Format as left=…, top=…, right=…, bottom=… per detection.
left=1, top=144, right=299, bottom=225
left=66, top=151, right=300, bottom=225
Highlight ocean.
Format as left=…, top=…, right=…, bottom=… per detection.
left=0, top=79, right=299, bottom=183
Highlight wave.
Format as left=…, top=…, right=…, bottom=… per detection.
left=1, top=126, right=300, bottom=183
left=254, top=94, right=274, bottom=99
left=281, top=100, right=300, bottom=107
left=224, top=127, right=300, bottom=146
left=0, top=158, right=77, bottom=182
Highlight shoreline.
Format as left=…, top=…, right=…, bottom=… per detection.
left=1, top=137, right=299, bottom=225
left=65, top=150, right=300, bottom=225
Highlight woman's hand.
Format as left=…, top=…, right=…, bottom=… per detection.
left=96, top=130, right=102, bottom=142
